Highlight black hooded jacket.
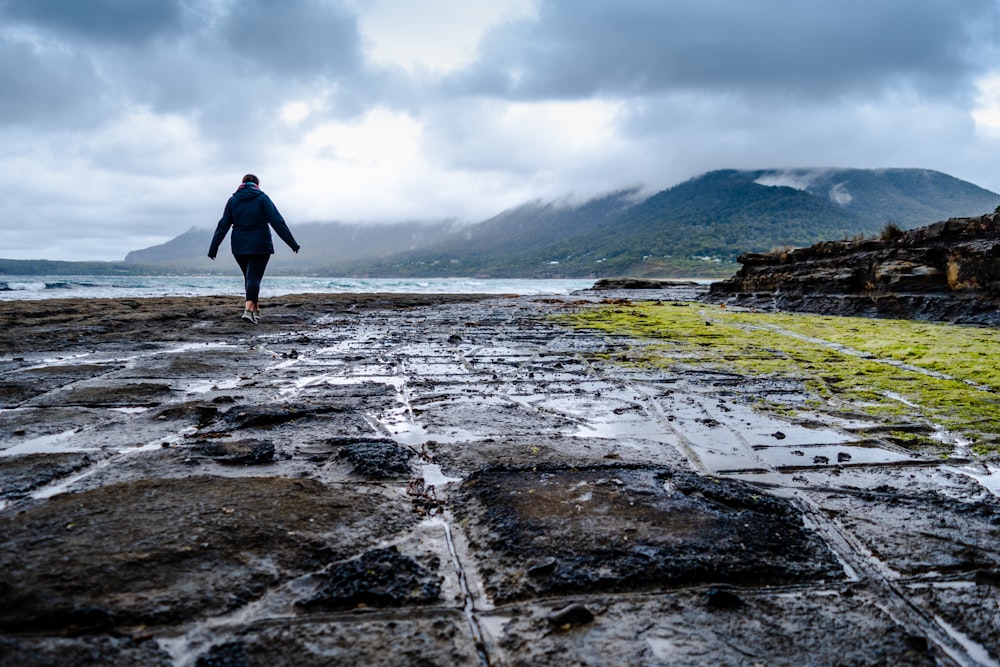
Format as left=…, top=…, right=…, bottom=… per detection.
left=208, top=184, right=299, bottom=258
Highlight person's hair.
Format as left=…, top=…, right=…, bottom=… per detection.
left=242, top=174, right=259, bottom=185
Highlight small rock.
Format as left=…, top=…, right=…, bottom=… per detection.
left=837, top=452, right=852, bottom=463
left=547, top=603, right=594, bottom=627
left=813, top=455, right=830, bottom=465
left=447, top=334, right=463, bottom=344
left=527, top=557, right=557, bottom=577
left=13, top=428, right=26, bottom=436
left=771, top=431, right=786, bottom=440
left=706, top=587, right=744, bottom=609
left=791, top=450, right=804, bottom=456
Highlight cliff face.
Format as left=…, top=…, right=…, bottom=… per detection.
left=709, top=213, right=1000, bottom=325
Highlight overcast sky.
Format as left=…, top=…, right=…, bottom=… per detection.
left=2, top=0, right=999, bottom=261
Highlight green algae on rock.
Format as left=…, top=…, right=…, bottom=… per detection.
left=562, top=301, right=1000, bottom=455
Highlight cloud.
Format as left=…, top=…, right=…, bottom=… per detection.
left=349, top=0, right=537, bottom=72
left=1, top=0, right=999, bottom=261
left=219, top=0, right=363, bottom=77
left=973, top=71, right=1000, bottom=137
left=0, top=0, right=184, bottom=44
left=456, top=0, right=996, bottom=101
left=0, top=30, right=104, bottom=127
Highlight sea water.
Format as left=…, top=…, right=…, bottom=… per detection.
left=0, top=275, right=597, bottom=300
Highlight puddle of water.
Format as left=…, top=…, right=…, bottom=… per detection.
left=756, top=444, right=918, bottom=470
left=477, top=613, right=511, bottom=640
left=946, top=463, right=1000, bottom=499
left=114, top=342, right=241, bottom=367
left=27, top=352, right=96, bottom=369
left=420, top=463, right=463, bottom=487
left=185, top=378, right=242, bottom=394
left=375, top=409, right=434, bottom=446
left=0, top=429, right=93, bottom=457
left=933, top=615, right=1000, bottom=667
left=644, top=637, right=677, bottom=661
left=744, top=425, right=856, bottom=448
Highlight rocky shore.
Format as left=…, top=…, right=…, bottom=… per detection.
left=709, top=212, right=1000, bottom=325
left=1, top=290, right=998, bottom=666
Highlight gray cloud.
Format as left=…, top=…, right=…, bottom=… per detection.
left=455, top=0, right=997, bottom=100
left=0, top=34, right=103, bottom=126
left=219, top=0, right=363, bottom=77
left=0, top=0, right=184, bottom=44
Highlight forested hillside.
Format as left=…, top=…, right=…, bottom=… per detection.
left=6, top=168, right=997, bottom=279
left=359, top=168, right=1000, bottom=278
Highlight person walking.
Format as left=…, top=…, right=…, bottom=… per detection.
left=208, top=174, right=300, bottom=324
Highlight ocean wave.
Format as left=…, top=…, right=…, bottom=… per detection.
left=0, top=281, right=49, bottom=292
left=1, top=275, right=596, bottom=300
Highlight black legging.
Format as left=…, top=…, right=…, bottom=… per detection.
left=234, top=254, right=270, bottom=304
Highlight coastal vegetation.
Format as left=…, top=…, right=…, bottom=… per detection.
left=564, top=301, right=1000, bottom=455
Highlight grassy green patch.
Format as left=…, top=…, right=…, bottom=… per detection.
left=562, top=302, right=1000, bottom=456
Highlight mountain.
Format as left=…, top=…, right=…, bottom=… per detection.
left=341, top=190, right=642, bottom=277
left=109, top=168, right=1000, bottom=279
left=359, top=168, right=1000, bottom=278
left=123, top=220, right=458, bottom=274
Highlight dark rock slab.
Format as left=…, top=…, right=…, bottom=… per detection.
left=191, top=614, right=481, bottom=667
left=0, top=476, right=416, bottom=632
left=812, top=485, right=1000, bottom=576
left=0, top=635, right=173, bottom=667
left=152, top=401, right=220, bottom=427
left=906, top=580, right=1000, bottom=663
left=483, top=588, right=937, bottom=666
left=28, top=382, right=174, bottom=408
left=191, top=439, right=275, bottom=465
left=0, top=381, right=40, bottom=408
left=212, top=404, right=347, bottom=431
left=336, top=439, right=414, bottom=478
left=452, top=464, right=842, bottom=602
left=298, top=546, right=441, bottom=610
left=1, top=364, right=122, bottom=408
left=0, top=453, right=93, bottom=500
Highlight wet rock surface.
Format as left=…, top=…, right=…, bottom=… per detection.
left=0, top=290, right=998, bottom=665
left=453, top=464, right=842, bottom=602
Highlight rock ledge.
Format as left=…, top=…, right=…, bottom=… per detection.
left=709, top=213, right=1000, bottom=324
